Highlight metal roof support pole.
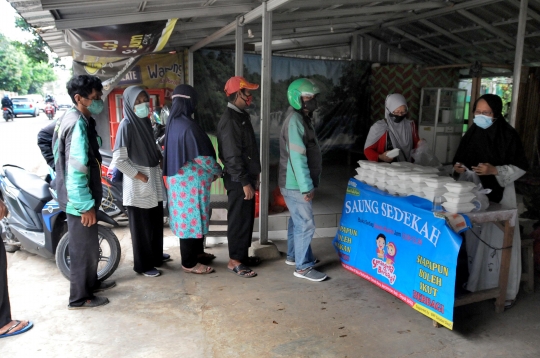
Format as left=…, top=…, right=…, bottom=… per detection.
left=188, top=51, right=194, bottom=86
left=235, top=16, right=244, bottom=77
left=510, top=0, right=528, bottom=128
left=351, top=34, right=359, bottom=60
left=259, top=1, right=272, bottom=245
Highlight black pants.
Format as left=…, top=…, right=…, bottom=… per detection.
left=127, top=203, right=164, bottom=273
left=224, top=175, right=255, bottom=261
left=0, top=236, right=12, bottom=327
left=67, top=213, right=99, bottom=306
left=180, top=239, right=204, bottom=268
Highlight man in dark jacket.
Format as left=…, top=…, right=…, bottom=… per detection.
left=52, top=75, right=115, bottom=309
left=37, top=120, right=56, bottom=170
left=2, top=95, right=13, bottom=116
left=217, top=76, right=261, bottom=278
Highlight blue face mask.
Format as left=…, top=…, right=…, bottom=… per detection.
left=86, top=99, right=104, bottom=115
left=134, top=102, right=149, bottom=118
left=473, top=114, right=494, bottom=129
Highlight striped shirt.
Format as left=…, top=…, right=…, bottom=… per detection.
left=112, top=146, right=164, bottom=209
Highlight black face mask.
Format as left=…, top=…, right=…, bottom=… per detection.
left=389, top=113, right=406, bottom=123
left=302, top=98, right=318, bottom=114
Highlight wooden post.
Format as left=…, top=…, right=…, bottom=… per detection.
left=494, top=219, right=514, bottom=313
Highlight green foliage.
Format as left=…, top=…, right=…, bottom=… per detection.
left=0, top=25, right=57, bottom=94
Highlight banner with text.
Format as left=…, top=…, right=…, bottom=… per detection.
left=333, top=179, right=462, bottom=329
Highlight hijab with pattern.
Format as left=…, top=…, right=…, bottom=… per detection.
left=114, top=85, right=161, bottom=167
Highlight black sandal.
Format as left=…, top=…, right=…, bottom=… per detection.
left=229, top=264, right=257, bottom=278
left=242, top=256, right=261, bottom=267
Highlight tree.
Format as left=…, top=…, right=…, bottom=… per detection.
left=0, top=18, right=57, bottom=94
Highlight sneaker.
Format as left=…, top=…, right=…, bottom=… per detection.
left=68, top=296, right=109, bottom=310
left=93, top=280, right=116, bottom=293
left=285, top=258, right=320, bottom=266
left=294, top=268, right=327, bottom=282
left=162, top=253, right=172, bottom=262
left=142, top=268, right=161, bottom=277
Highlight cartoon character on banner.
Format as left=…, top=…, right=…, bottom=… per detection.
left=376, top=234, right=386, bottom=259
left=385, top=242, right=397, bottom=265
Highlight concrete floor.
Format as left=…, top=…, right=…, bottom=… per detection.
left=2, top=225, right=539, bottom=357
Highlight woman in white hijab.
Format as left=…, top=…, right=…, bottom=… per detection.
left=364, top=94, right=419, bottom=162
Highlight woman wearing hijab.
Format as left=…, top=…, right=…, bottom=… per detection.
left=112, top=86, right=166, bottom=278
left=364, top=93, right=419, bottom=162
left=163, top=84, right=222, bottom=274
left=453, top=94, right=528, bottom=307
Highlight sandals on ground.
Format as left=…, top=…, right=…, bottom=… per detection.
left=229, top=263, right=257, bottom=278
left=0, top=320, right=34, bottom=339
left=182, top=263, right=215, bottom=274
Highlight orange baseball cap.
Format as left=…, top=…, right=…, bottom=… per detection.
left=224, top=76, right=259, bottom=96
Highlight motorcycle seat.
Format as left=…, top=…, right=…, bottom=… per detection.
left=4, top=166, right=52, bottom=203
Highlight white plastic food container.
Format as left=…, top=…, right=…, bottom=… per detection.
left=386, top=167, right=412, bottom=177
left=355, top=167, right=365, bottom=175
left=375, top=182, right=387, bottom=191
left=397, top=181, right=412, bottom=189
left=396, top=171, right=413, bottom=181
left=424, top=177, right=455, bottom=188
left=443, top=192, right=476, bottom=204
left=442, top=202, right=476, bottom=213
left=409, top=182, right=424, bottom=192
left=395, top=187, right=409, bottom=196
left=357, top=160, right=371, bottom=169
left=385, top=178, right=401, bottom=186
left=413, top=166, right=440, bottom=174
left=386, top=148, right=400, bottom=158
left=422, top=186, right=447, bottom=195
left=444, top=182, right=477, bottom=194
left=376, top=163, right=391, bottom=174
left=409, top=173, right=438, bottom=183
left=364, top=170, right=377, bottom=178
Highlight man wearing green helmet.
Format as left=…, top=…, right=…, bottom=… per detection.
left=278, top=78, right=326, bottom=282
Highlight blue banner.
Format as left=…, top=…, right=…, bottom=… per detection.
left=333, top=179, right=462, bottom=329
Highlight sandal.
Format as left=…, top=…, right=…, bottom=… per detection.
left=0, top=320, right=34, bottom=339
left=182, top=263, right=215, bottom=274
left=229, top=263, right=257, bottom=278
left=197, top=252, right=216, bottom=263
left=241, top=256, right=261, bottom=267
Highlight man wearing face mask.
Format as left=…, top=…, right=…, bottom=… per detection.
left=53, top=75, right=115, bottom=309
left=452, top=93, right=528, bottom=308
left=364, top=93, right=419, bottom=162
left=217, top=76, right=261, bottom=278
left=279, top=78, right=326, bottom=282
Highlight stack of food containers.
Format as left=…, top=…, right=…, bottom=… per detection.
left=355, top=161, right=481, bottom=213
left=441, top=182, right=478, bottom=213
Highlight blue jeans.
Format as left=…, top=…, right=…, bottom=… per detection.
left=280, top=188, right=316, bottom=270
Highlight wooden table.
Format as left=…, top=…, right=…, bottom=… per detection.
left=454, top=204, right=518, bottom=313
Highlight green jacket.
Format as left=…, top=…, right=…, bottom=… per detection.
left=52, top=108, right=102, bottom=216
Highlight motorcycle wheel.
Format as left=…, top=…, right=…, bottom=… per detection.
left=55, top=225, right=121, bottom=282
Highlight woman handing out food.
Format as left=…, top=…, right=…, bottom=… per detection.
left=364, top=93, right=419, bottom=162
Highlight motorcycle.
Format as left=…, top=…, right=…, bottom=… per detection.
left=44, top=103, right=55, bottom=120
left=0, top=164, right=121, bottom=281
left=3, top=107, right=14, bottom=122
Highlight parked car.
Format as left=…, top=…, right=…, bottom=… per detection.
left=57, top=96, right=72, bottom=109
left=27, top=94, right=45, bottom=112
left=11, top=97, right=39, bottom=117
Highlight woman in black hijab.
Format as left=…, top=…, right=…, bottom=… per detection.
left=113, top=86, right=166, bottom=278
left=164, top=84, right=222, bottom=274
left=453, top=93, right=528, bottom=306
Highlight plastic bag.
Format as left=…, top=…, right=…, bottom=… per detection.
left=410, top=139, right=441, bottom=167
left=458, top=167, right=491, bottom=211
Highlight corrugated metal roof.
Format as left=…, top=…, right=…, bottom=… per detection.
left=8, top=0, right=540, bottom=66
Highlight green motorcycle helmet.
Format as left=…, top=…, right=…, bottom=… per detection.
left=287, top=78, right=320, bottom=110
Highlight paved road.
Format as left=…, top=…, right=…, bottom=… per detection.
left=0, top=110, right=65, bottom=176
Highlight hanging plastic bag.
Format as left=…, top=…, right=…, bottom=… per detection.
left=410, top=139, right=441, bottom=167
left=457, top=167, right=491, bottom=211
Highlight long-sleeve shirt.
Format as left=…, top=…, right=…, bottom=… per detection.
left=112, top=146, right=164, bottom=209
left=364, top=122, right=419, bottom=162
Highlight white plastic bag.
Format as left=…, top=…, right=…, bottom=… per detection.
left=457, top=167, right=491, bottom=211
left=411, top=139, right=441, bottom=167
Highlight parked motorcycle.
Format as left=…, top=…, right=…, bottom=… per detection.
left=3, top=107, right=14, bottom=121
left=0, top=164, right=121, bottom=281
left=44, top=103, right=55, bottom=120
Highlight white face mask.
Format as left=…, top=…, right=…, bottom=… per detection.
left=134, top=102, right=149, bottom=118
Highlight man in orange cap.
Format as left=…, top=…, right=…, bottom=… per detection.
left=217, top=76, right=261, bottom=278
